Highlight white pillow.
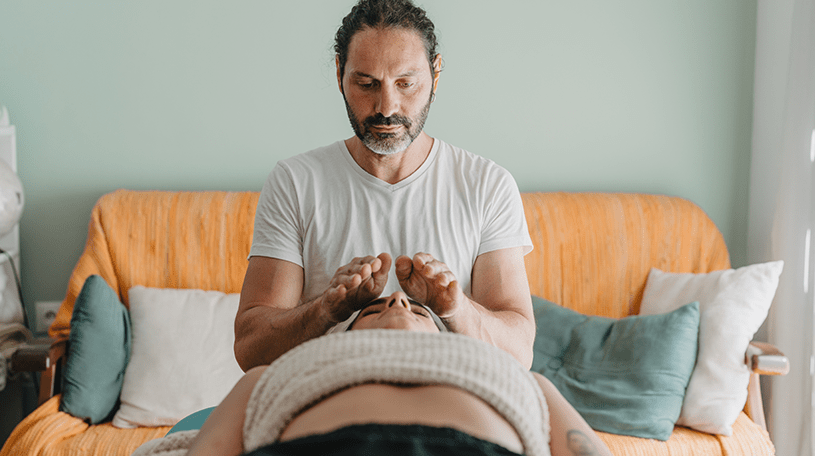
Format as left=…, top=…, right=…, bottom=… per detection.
left=112, top=286, right=245, bottom=428
left=639, top=261, right=783, bottom=436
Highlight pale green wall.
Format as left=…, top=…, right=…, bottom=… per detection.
left=0, top=1, right=757, bottom=319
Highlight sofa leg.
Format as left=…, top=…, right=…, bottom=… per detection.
left=745, top=372, right=767, bottom=432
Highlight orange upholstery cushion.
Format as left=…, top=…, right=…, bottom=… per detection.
left=50, top=190, right=259, bottom=339
left=0, top=396, right=171, bottom=456
left=521, top=192, right=730, bottom=318
left=597, top=413, right=774, bottom=455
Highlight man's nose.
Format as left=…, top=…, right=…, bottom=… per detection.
left=376, top=85, right=400, bottom=118
left=385, top=291, right=411, bottom=310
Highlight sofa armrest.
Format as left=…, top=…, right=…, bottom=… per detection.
left=746, top=341, right=790, bottom=375
left=743, top=341, right=789, bottom=432
left=9, top=337, right=57, bottom=371
left=10, top=337, right=67, bottom=405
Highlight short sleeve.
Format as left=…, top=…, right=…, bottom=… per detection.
left=478, top=169, right=533, bottom=256
left=249, top=164, right=304, bottom=266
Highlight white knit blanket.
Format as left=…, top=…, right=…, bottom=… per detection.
left=133, top=330, right=550, bottom=456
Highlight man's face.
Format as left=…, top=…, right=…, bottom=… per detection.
left=350, top=292, right=440, bottom=333
left=339, top=27, right=438, bottom=155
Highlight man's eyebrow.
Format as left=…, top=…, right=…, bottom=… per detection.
left=350, top=70, right=421, bottom=79
left=350, top=70, right=375, bottom=79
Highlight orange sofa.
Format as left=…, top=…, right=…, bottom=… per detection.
left=1, top=190, right=781, bottom=455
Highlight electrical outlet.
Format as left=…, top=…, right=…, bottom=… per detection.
left=34, top=301, right=62, bottom=334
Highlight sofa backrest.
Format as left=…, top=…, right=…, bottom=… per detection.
left=51, top=190, right=260, bottom=338
left=50, top=190, right=730, bottom=338
left=521, top=192, right=730, bottom=318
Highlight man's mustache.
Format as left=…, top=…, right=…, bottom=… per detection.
left=364, top=113, right=411, bottom=128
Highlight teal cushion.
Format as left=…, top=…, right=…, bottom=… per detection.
left=167, top=407, right=216, bottom=435
left=531, top=296, right=699, bottom=441
left=59, top=275, right=131, bottom=424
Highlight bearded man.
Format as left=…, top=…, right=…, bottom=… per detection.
left=235, top=0, right=535, bottom=370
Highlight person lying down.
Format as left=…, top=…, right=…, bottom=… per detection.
left=133, top=292, right=611, bottom=456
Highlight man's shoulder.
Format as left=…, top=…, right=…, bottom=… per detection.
left=277, top=141, right=345, bottom=171
left=435, top=139, right=513, bottom=178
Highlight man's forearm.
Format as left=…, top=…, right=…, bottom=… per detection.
left=395, top=250, right=535, bottom=368
left=235, top=254, right=392, bottom=371
left=445, top=297, right=536, bottom=369
left=234, top=297, right=335, bottom=371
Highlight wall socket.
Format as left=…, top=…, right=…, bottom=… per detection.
left=34, top=301, right=62, bottom=334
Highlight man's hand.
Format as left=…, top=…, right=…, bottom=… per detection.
left=395, top=253, right=467, bottom=319
left=236, top=253, right=392, bottom=370
left=322, top=253, right=391, bottom=323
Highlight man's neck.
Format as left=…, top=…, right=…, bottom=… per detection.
left=345, top=132, right=434, bottom=185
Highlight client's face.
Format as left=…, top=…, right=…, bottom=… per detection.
left=350, top=291, right=440, bottom=333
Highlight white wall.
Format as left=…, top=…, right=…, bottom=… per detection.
left=0, top=0, right=757, bottom=316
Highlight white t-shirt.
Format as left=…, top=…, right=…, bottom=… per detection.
left=250, top=139, right=532, bottom=302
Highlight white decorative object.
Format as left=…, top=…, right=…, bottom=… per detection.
left=639, top=261, right=784, bottom=436
left=0, top=158, right=24, bottom=238
left=0, top=104, right=22, bottom=326
left=112, top=286, right=245, bottom=428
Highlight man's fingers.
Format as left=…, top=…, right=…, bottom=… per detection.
left=395, top=255, right=414, bottom=279
left=445, top=279, right=461, bottom=295
left=375, top=252, right=392, bottom=276
left=340, top=256, right=374, bottom=271
left=360, top=255, right=381, bottom=272
left=324, top=253, right=395, bottom=324
left=340, top=255, right=385, bottom=277
left=417, top=260, right=439, bottom=276
left=338, top=262, right=371, bottom=280
left=416, top=258, right=452, bottom=280
left=435, top=271, right=456, bottom=288
left=412, top=253, right=456, bottom=278
left=335, top=272, right=363, bottom=289
left=371, top=253, right=391, bottom=292
left=412, top=252, right=434, bottom=270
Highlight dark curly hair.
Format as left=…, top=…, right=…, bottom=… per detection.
left=334, top=0, right=439, bottom=80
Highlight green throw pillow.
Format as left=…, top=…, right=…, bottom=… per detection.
left=59, top=275, right=132, bottom=424
left=531, top=296, right=699, bottom=441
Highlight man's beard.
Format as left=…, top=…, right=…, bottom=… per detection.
left=343, top=93, right=432, bottom=156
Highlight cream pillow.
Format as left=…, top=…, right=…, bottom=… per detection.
left=639, top=261, right=783, bottom=436
left=112, top=286, right=245, bottom=428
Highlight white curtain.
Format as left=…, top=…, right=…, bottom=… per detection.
left=748, top=0, right=815, bottom=454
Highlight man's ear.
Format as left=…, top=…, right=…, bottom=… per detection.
left=431, top=54, right=442, bottom=97
left=336, top=55, right=344, bottom=94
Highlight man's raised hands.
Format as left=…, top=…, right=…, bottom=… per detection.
left=322, top=253, right=391, bottom=323
left=395, top=253, right=467, bottom=320
left=321, top=252, right=469, bottom=326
